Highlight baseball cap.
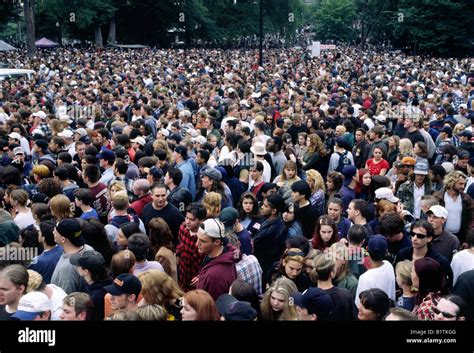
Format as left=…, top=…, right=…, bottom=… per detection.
left=169, top=133, right=182, bottom=143
left=13, top=147, right=24, bottom=156
left=219, top=207, right=239, bottom=228
left=201, top=168, right=222, bottom=181
left=148, top=166, right=163, bottom=179
left=104, top=274, right=142, bottom=297
left=440, top=126, right=453, bottom=136
left=158, top=128, right=170, bottom=137
left=401, top=156, right=416, bottom=166
left=414, top=160, right=429, bottom=175
left=216, top=294, right=257, bottom=321
left=55, top=218, right=84, bottom=247
left=368, top=234, right=387, bottom=258
left=58, top=129, right=74, bottom=138
left=374, top=187, right=399, bottom=203
left=458, top=150, right=470, bottom=160
left=59, top=114, right=73, bottom=124
left=80, top=135, right=92, bottom=144
left=96, top=149, right=116, bottom=161
left=292, top=288, right=333, bottom=320
left=192, top=135, right=207, bottom=145
left=75, top=128, right=88, bottom=137
left=32, top=111, right=47, bottom=120
left=131, top=136, right=146, bottom=147
left=112, top=125, right=124, bottom=134
left=341, top=165, right=357, bottom=185
left=69, top=250, right=105, bottom=272
left=426, top=205, right=448, bottom=219
left=458, top=130, right=472, bottom=138
left=200, top=218, right=225, bottom=239
left=12, top=291, right=51, bottom=320
left=8, top=132, right=22, bottom=141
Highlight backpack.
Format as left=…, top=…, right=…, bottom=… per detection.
left=335, top=151, right=351, bottom=173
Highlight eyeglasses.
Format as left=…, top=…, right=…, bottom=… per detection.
left=410, top=231, right=428, bottom=239
left=432, top=307, right=457, bottom=319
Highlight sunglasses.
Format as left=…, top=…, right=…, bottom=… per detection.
left=410, top=231, right=428, bottom=239
left=432, top=307, right=457, bottom=319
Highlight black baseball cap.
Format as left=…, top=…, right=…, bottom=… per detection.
left=104, top=274, right=142, bottom=296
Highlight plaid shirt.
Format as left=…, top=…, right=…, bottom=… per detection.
left=413, top=292, right=441, bottom=321
left=38, top=122, right=52, bottom=138
left=109, top=176, right=135, bottom=202
left=176, top=223, right=204, bottom=292
left=236, top=254, right=263, bottom=295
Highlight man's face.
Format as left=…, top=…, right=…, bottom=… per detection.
left=403, top=118, right=413, bottom=129
left=60, top=304, right=83, bottom=321
left=260, top=199, right=273, bottom=217
left=109, top=293, right=130, bottom=310
left=433, top=298, right=461, bottom=321
left=427, top=214, right=445, bottom=231
left=347, top=202, right=358, bottom=221
left=201, top=175, right=213, bottom=189
left=355, top=131, right=364, bottom=143
left=453, top=178, right=466, bottom=193
left=185, top=212, right=201, bottom=232
left=411, top=226, right=430, bottom=249
left=76, top=144, right=85, bottom=158
left=152, top=187, right=167, bottom=209
left=457, top=159, right=468, bottom=169
left=291, top=191, right=304, bottom=204
left=196, top=228, right=216, bottom=255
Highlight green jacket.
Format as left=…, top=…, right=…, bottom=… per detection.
left=396, top=180, right=432, bottom=215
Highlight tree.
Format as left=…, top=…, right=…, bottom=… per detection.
left=23, top=0, right=36, bottom=58
left=313, top=0, right=357, bottom=42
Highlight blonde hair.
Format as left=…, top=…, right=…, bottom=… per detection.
left=260, top=277, right=298, bottom=321
left=309, top=252, right=335, bottom=284
left=281, top=248, right=306, bottom=270
left=26, top=270, right=43, bottom=293
left=399, top=138, right=414, bottom=156
left=152, top=139, right=173, bottom=163
left=111, top=191, right=129, bottom=210
left=453, top=123, right=465, bottom=136
left=306, top=133, right=326, bottom=156
left=202, top=192, right=222, bottom=218
left=109, top=180, right=126, bottom=194
left=396, top=260, right=413, bottom=287
left=136, top=304, right=168, bottom=321
left=137, top=270, right=183, bottom=307
left=50, top=194, right=73, bottom=220
left=328, top=242, right=350, bottom=284
left=444, top=170, right=467, bottom=191
left=306, top=169, right=326, bottom=193
left=32, top=165, right=50, bottom=178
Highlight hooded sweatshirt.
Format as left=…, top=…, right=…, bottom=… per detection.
left=197, top=243, right=241, bottom=300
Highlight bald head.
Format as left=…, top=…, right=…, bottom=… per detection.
left=133, top=179, right=150, bottom=196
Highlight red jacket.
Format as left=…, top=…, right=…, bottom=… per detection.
left=130, top=194, right=152, bottom=218
left=197, top=244, right=241, bottom=300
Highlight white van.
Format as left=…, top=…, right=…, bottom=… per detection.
left=0, top=69, right=36, bottom=81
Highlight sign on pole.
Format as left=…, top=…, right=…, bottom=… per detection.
left=308, top=42, right=336, bottom=57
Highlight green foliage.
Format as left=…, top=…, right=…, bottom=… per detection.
left=313, top=0, right=357, bottom=42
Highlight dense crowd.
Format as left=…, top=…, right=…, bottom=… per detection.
left=0, top=45, right=473, bottom=321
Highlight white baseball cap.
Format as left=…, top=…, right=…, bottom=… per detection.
left=12, top=291, right=51, bottom=320
left=58, top=129, right=74, bottom=138
left=131, top=136, right=146, bottom=147
left=32, top=111, right=47, bottom=120
left=374, top=187, right=399, bottom=203
left=200, top=218, right=225, bottom=239
left=8, top=132, right=22, bottom=140
left=426, top=205, right=448, bottom=219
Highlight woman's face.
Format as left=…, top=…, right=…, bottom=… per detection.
left=319, top=225, right=334, bottom=243
left=0, top=277, right=24, bottom=306
left=298, top=135, right=305, bottom=146
left=117, top=230, right=128, bottom=247
left=362, top=173, right=372, bottom=186
left=270, top=291, right=286, bottom=312
left=284, top=260, right=303, bottom=279
left=282, top=207, right=295, bottom=223
left=358, top=302, right=378, bottom=321
left=180, top=298, right=198, bottom=321
left=284, top=168, right=296, bottom=179
left=242, top=198, right=254, bottom=214
left=373, top=149, right=383, bottom=160
left=306, top=137, right=312, bottom=147
left=326, top=178, right=334, bottom=191
left=413, top=144, right=421, bottom=154
left=307, top=177, right=315, bottom=190
left=305, top=259, right=314, bottom=274
left=388, top=137, right=395, bottom=147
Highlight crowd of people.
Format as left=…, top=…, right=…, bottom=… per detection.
left=0, top=45, right=473, bottom=321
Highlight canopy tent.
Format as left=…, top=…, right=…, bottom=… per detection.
left=0, top=40, right=17, bottom=51
left=110, top=44, right=148, bottom=49
left=35, top=37, right=59, bottom=48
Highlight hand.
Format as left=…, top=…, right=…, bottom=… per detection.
left=190, top=276, right=199, bottom=287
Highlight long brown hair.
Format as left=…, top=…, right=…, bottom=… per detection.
left=312, top=215, right=338, bottom=251
left=306, top=133, right=327, bottom=156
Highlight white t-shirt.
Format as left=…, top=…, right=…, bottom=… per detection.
left=14, top=210, right=36, bottom=230
left=444, top=193, right=463, bottom=234
left=451, top=249, right=474, bottom=286
left=413, top=184, right=425, bottom=219
left=47, top=284, right=67, bottom=321
left=355, top=260, right=396, bottom=306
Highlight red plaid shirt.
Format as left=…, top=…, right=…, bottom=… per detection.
left=176, top=223, right=204, bottom=292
